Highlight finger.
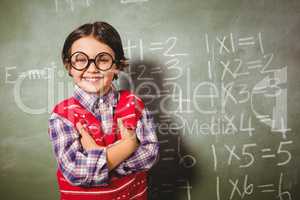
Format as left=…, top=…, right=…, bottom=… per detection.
left=117, top=118, right=128, bottom=136
left=117, top=118, right=124, bottom=130
left=76, top=122, right=82, bottom=131
left=76, top=122, right=87, bottom=135
left=118, top=119, right=130, bottom=135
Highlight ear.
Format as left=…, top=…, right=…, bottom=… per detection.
left=112, top=69, right=119, bottom=80
left=64, top=63, right=73, bottom=77
left=112, top=68, right=120, bottom=76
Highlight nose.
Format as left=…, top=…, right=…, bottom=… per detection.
left=85, top=60, right=99, bottom=73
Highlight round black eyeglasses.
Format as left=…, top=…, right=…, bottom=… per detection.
left=69, top=51, right=119, bottom=71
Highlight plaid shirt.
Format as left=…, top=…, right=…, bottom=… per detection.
left=48, top=84, right=159, bottom=186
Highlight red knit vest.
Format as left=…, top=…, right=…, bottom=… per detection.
left=52, top=90, right=148, bottom=200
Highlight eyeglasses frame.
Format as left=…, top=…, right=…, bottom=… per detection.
left=67, top=51, right=120, bottom=71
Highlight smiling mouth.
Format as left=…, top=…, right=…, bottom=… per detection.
left=82, top=77, right=103, bottom=82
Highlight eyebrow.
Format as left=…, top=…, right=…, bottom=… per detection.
left=71, top=51, right=115, bottom=58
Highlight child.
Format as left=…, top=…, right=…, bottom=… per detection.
left=48, top=21, right=159, bottom=200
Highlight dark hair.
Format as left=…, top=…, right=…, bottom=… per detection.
left=61, top=21, right=128, bottom=78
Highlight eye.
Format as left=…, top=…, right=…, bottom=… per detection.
left=75, top=54, right=87, bottom=62
left=70, top=52, right=89, bottom=69
left=98, top=55, right=111, bottom=62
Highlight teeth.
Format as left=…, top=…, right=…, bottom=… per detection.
left=83, top=77, right=102, bottom=82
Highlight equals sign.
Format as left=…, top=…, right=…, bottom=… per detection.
left=164, top=148, right=175, bottom=153
left=151, top=67, right=163, bottom=74
left=149, top=42, right=163, bottom=51
left=161, top=157, right=176, bottom=161
left=159, top=140, right=169, bottom=144
left=261, top=148, right=275, bottom=158
left=256, top=184, right=275, bottom=192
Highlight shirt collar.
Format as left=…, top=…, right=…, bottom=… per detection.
left=73, top=84, right=118, bottom=113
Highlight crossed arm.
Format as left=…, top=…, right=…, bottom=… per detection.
left=75, top=118, right=139, bottom=171
left=48, top=108, right=159, bottom=186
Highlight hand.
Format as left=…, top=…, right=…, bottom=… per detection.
left=117, top=118, right=138, bottom=143
left=76, top=122, right=104, bottom=151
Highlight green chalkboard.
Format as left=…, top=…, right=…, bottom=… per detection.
left=1, top=0, right=300, bottom=199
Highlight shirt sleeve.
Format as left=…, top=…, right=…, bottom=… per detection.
left=114, top=107, right=159, bottom=175
left=48, top=113, right=109, bottom=186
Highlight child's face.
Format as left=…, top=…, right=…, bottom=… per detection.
left=69, top=36, right=118, bottom=95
